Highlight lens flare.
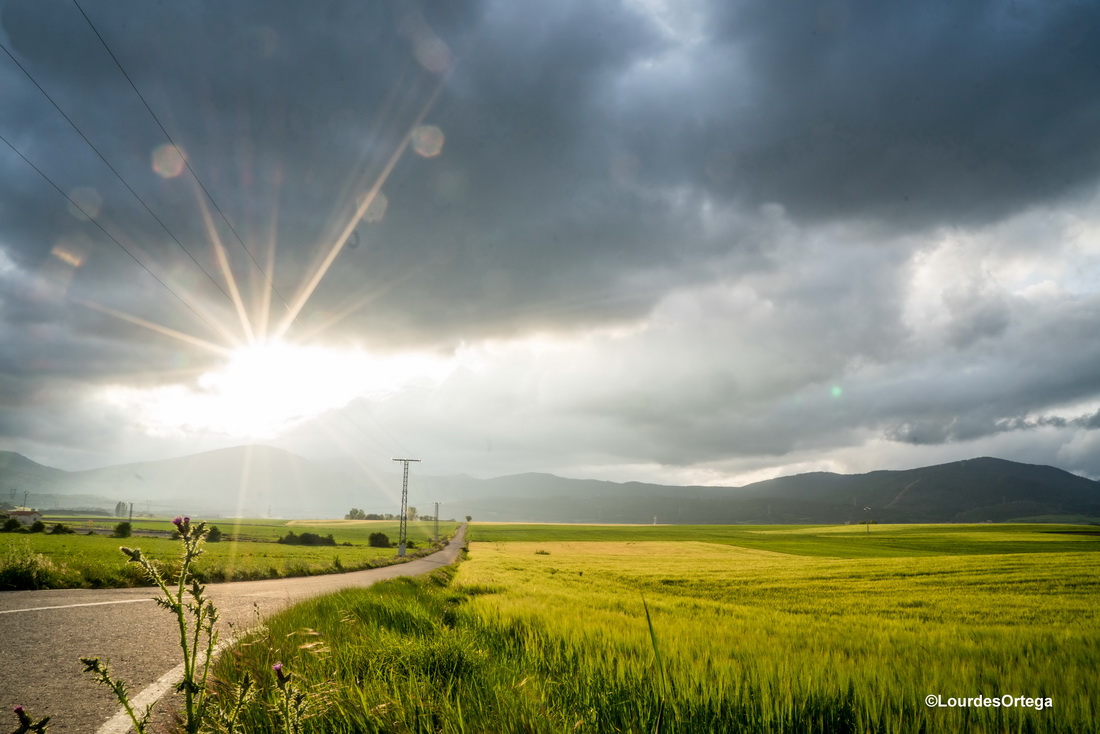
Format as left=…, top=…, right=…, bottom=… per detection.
left=152, top=144, right=186, bottom=178
left=359, top=191, right=389, bottom=223
left=412, top=125, right=444, bottom=158
left=66, top=186, right=103, bottom=220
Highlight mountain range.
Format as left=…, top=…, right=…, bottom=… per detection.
left=2, top=447, right=1098, bottom=524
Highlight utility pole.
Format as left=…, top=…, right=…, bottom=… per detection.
left=128, top=502, right=133, bottom=523
left=433, top=501, right=440, bottom=542
left=23, top=491, right=28, bottom=511
left=392, top=458, right=420, bottom=557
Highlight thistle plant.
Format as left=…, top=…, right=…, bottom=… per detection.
left=272, top=662, right=307, bottom=734
left=81, top=516, right=220, bottom=734
left=206, top=672, right=255, bottom=734
left=9, top=705, right=50, bottom=734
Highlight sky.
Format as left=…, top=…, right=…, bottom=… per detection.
left=2, top=0, right=1100, bottom=487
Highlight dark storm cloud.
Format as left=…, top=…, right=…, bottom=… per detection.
left=2, top=0, right=1099, bottom=479
left=2, top=0, right=709, bottom=354
left=627, top=0, right=1100, bottom=229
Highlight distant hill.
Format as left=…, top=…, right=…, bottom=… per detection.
left=417, top=457, right=1100, bottom=524
left=2, top=446, right=389, bottom=518
left=0, top=451, right=78, bottom=508
left=4, top=449, right=1098, bottom=524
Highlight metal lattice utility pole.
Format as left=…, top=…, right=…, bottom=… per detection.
left=393, top=458, right=420, bottom=556
left=433, top=501, right=440, bottom=542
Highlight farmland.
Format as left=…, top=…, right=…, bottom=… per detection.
left=0, top=517, right=458, bottom=589
left=204, top=523, right=1100, bottom=732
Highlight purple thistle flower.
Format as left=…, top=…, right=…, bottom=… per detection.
left=172, top=516, right=183, bottom=527
left=13, top=706, right=24, bottom=715
left=272, top=662, right=284, bottom=672
left=183, top=516, right=190, bottom=524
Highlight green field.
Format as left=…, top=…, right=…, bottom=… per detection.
left=468, top=521, right=1100, bottom=556
left=203, top=522, right=1100, bottom=733
left=0, top=518, right=458, bottom=589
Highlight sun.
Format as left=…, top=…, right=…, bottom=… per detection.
left=102, top=340, right=452, bottom=439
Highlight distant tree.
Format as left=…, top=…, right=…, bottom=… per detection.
left=115, top=501, right=128, bottom=518
left=28, top=520, right=46, bottom=533
left=345, top=508, right=367, bottom=520
left=368, top=532, right=391, bottom=548
left=465, top=515, right=472, bottom=523
left=365, top=513, right=384, bottom=520
left=207, top=525, right=223, bottom=542
left=113, top=521, right=132, bottom=538
left=406, top=506, right=417, bottom=521
left=1, top=517, right=20, bottom=532
left=277, top=531, right=336, bottom=546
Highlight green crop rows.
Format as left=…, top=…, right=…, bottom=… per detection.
left=204, top=523, right=1100, bottom=732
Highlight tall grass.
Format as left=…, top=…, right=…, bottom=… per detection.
left=206, top=535, right=1099, bottom=732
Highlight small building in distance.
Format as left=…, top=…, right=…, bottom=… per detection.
left=8, top=509, right=43, bottom=526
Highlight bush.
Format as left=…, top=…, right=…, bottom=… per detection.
left=368, top=532, right=391, bottom=548
left=207, top=525, right=223, bottom=542
left=113, top=521, right=132, bottom=538
left=28, top=520, right=46, bottom=533
left=49, top=523, right=76, bottom=535
left=2, top=517, right=22, bottom=532
left=0, top=540, right=79, bottom=590
left=277, top=531, right=336, bottom=546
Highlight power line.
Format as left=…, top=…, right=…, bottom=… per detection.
left=0, top=41, right=236, bottom=308
left=71, top=0, right=298, bottom=326
left=0, top=129, right=224, bottom=337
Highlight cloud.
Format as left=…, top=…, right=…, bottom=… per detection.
left=1, top=1, right=1099, bottom=486
left=624, top=0, right=1100, bottom=228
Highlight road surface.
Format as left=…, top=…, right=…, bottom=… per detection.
left=0, top=526, right=466, bottom=733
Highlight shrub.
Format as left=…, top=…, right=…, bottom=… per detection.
left=1, top=517, right=19, bottom=532
left=49, top=523, right=76, bottom=535
left=113, top=521, right=132, bottom=538
left=28, top=520, right=46, bottom=533
left=368, top=532, right=391, bottom=548
left=0, top=539, right=77, bottom=590
left=207, top=525, right=223, bottom=542
left=277, top=531, right=336, bottom=547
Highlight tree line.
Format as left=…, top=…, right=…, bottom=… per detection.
left=345, top=507, right=444, bottom=522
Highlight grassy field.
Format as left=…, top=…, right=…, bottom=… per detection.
left=467, top=521, right=1100, bottom=556
left=202, top=523, right=1100, bottom=732
left=0, top=518, right=458, bottom=589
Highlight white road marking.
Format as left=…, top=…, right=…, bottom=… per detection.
left=95, top=640, right=231, bottom=734
left=0, top=598, right=154, bottom=614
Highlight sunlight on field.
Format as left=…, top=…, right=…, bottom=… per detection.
left=0, top=519, right=457, bottom=588
left=468, top=522, right=1100, bottom=557
left=453, top=539, right=1100, bottom=731
left=204, top=524, right=1100, bottom=732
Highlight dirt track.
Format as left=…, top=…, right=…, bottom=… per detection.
left=0, top=526, right=466, bottom=733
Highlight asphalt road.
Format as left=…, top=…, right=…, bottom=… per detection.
left=0, top=526, right=466, bottom=733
